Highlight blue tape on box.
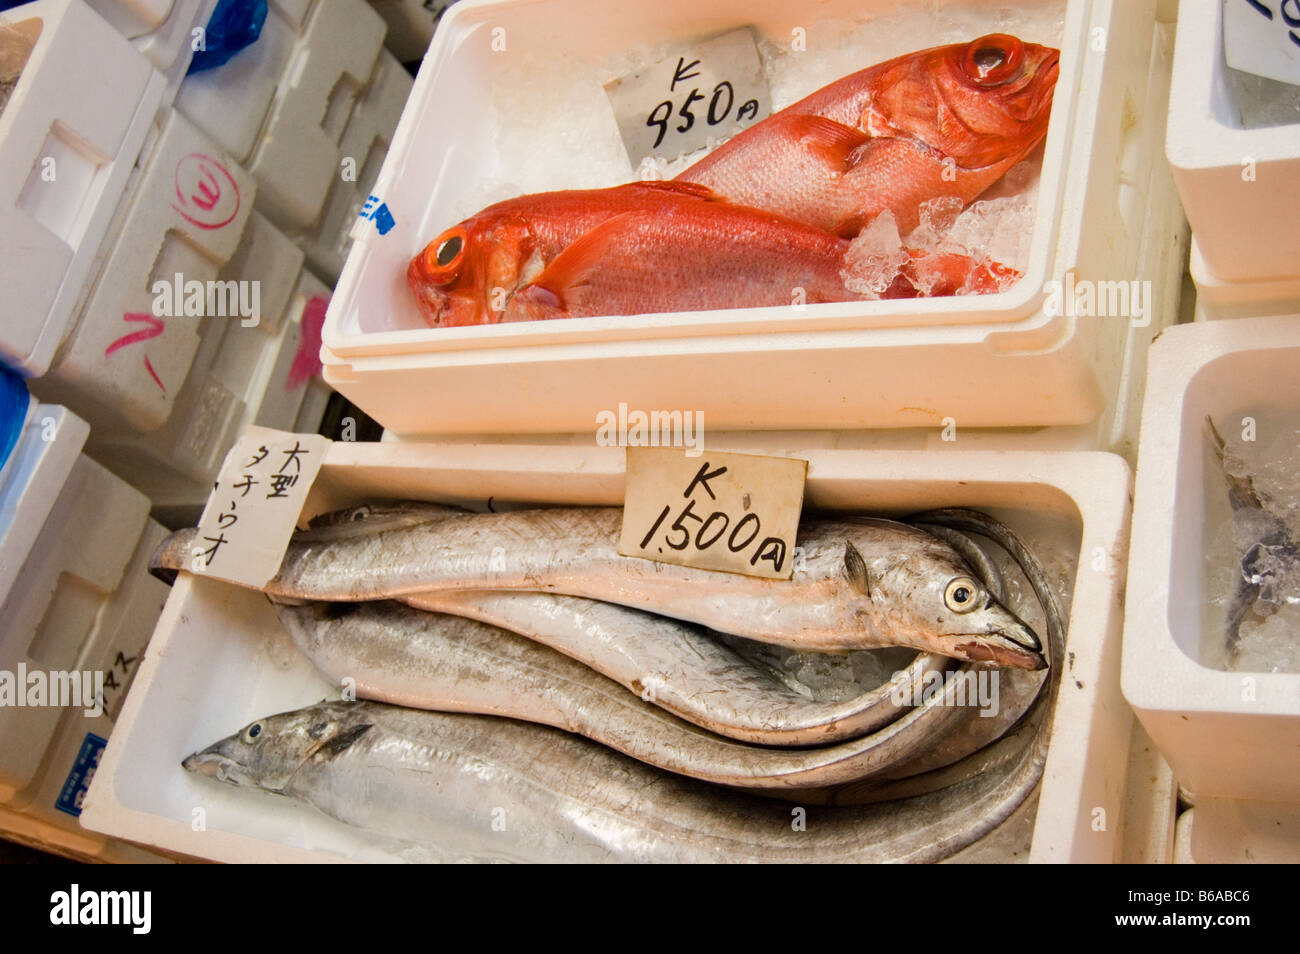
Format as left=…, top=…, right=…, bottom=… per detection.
left=187, top=0, right=269, bottom=74
left=55, top=733, right=107, bottom=818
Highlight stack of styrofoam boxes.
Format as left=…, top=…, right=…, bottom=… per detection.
left=1166, top=0, right=1300, bottom=320
left=4, top=0, right=335, bottom=517
left=85, top=0, right=218, bottom=100
left=31, top=103, right=257, bottom=436
left=88, top=219, right=336, bottom=525
left=1123, top=317, right=1300, bottom=863
left=175, top=0, right=411, bottom=285
left=0, top=0, right=167, bottom=385
left=0, top=403, right=172, bottom=861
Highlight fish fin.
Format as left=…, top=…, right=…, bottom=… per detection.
left=316, top=723, right=373, bottom=759
left=630, top=180, right=721, bottom=202
left=787, top=115, right=872, bottom=172
left=844, top=541, right=871, bottom=597
left=522, top=211, right=642, bottom=309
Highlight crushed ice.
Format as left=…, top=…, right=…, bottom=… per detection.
left=1205, top=422, right=1300, bottom=674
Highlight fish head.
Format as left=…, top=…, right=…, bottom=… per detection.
left=852, top=536, right=1046, bottom=670
left=407, top=212, right=533, bottom=327
left=864, top=34, right=1060, bottom=171
left=182, top=702, right=374, bottom=793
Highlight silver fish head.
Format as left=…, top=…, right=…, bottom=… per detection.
left=846, top=538, right=1045, bottom=670
left=182, top=702, right=374, bottom=793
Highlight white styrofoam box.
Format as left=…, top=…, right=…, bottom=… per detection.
left=294, top=49, right=413, bottom=284
left=220, top=210, right=307, bottom=339
left=1166, top=0, right=1300, bottom=285
left=1123, top=316, right=1300, bottom=805
left=174, top=2, right=300, bottom=164
left=0, top=405, right=155, bottom=803
left=247, top=0, right=385, bottom=231
left=82, top=446, right=1133, bottom=863
left=269, top=0, right=313, bottom=30
left=84, top=0, right=175, bottom=37
left=88, top=0, right=217, bottom=101
left=31, top=106, right=257, bottom=434
left=1169, top=797, right=1300, bottom=863
left=322, top=0, right=1184, bottom=441
left=1188, top=234, right=1300, bottom=321
left=0, top=0, right=167, bottom=376
left=86, top=267, right=332, bottom=511
left=4, top=519, right=171, bottom=837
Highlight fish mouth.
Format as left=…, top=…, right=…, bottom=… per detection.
left=182, top=750, right=236, bottom=781
left=948, top=622, right=1046, bottom=670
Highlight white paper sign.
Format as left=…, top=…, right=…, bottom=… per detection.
left=605, top=27, right=771, bottom=169
left=619, top=447, right=807, bottom=580
left=190, top=426, right=331, bottom=588
left=1224, top=0, right=1300, bottom=87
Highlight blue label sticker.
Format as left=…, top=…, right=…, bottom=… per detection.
left=359, top=195, right=396, bottom=235
left=55, top=733, right=107, bottom=818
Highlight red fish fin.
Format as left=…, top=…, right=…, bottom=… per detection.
left=785, top=115, right=872, bottom=171
left=630, top=180, right=721, bottom=201
left=519, top=212, right=641, bottom=312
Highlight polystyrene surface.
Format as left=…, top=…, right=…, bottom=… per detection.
left=1166, top=0, right=1300, bottom=283
left=1123, top=317, right=1300, bottom=804
left=0, top=0, right=165, bottom=376
left=83, top=446, right=1132, bottom=863
left=32, top=107, right=256, bottom=433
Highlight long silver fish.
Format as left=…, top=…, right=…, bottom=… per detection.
left=400, top=590, right=929, bottom=745
left=154, top=505, right=1045, bottom=668
left=274, top=600, right=967, bottom=788
left=182, top=694, right=1051, bottom=863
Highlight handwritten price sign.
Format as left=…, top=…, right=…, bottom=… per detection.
left=191, top=426, right=331, bottom=588
left=618, top=447, right=806, bottom=580
left=605, top=27, right=770, bottom=168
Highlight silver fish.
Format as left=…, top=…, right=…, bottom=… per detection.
left=182, top=693, right=1052, bottom=863
left=154, top=505, right=1044, bottom=668
left=274, top=599, right=968, bottom=788
left=403, top=589, right=931, bottom=745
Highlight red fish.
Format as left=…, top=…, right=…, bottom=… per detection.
left=503, top=202, right=861, bottom=322
left=677, top=34, right=1060, bottom=236
left=407, top=181, right=721, bottom=327
left=885, top=251, right=1022, bottom=299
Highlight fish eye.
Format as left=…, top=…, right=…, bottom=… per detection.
left=436, top=235, right=463, bottom=266
left=422, top=226, right=468, bottom=282
left=962, top=34, right=1025, bottom=86
left=241, top=722, right=264, bottom=743
left=944, top=577, right=980, bottom=613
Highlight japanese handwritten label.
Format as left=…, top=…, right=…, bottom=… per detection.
left=192, top=426, right=331, bottom=588
left=618, top=447, right=806, bottom=580
left=1224, top=0, right=1300, bottom=86
left=604, top=27, right=770, bottom=168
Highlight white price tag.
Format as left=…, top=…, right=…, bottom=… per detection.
left=191, top=426, right=331, bottom=588
left=1224, top=0, right=1300, bottom=87
left=619, top=447, right=806, bottom=580
left=605, top=27, right=771, bottom=169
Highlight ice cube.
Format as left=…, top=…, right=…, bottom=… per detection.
left=842, top=210, right=909, bottom=297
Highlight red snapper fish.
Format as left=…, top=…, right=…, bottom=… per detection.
left=677, top=34, right=1060, bottom=236
left=407, top=181, right=721, bottom=327
left=502, top=201, right=862, bottom=322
